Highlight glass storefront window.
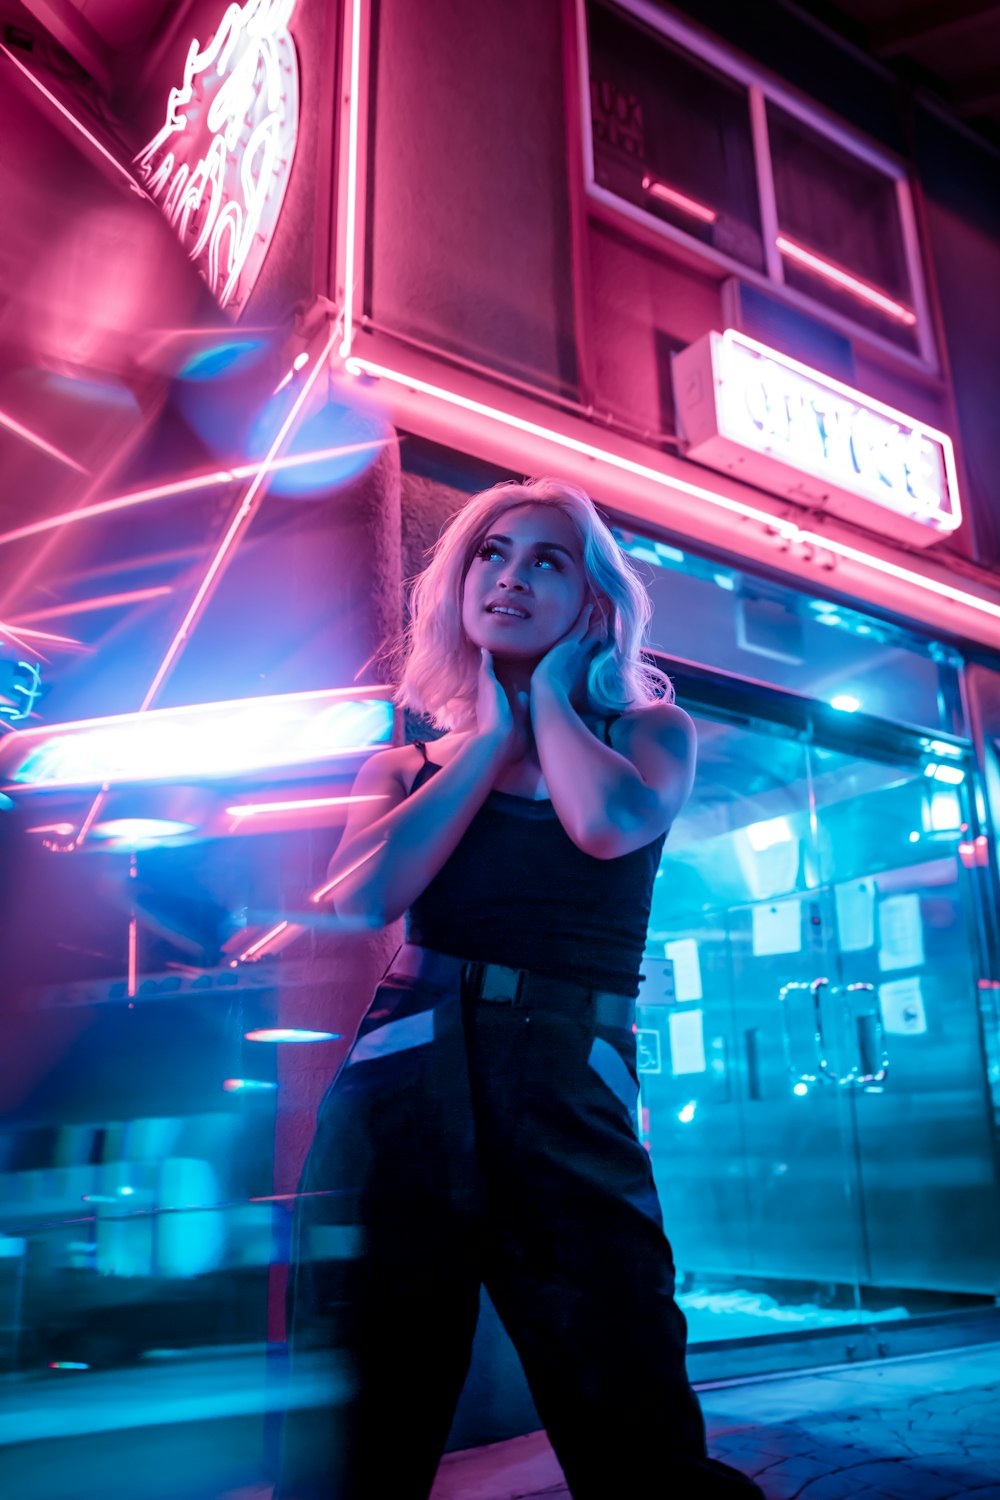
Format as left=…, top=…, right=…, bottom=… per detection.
left=615, top=529, right=966, bottom=737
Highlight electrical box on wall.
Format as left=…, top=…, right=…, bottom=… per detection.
left=672, top=330, right=962, bottom=549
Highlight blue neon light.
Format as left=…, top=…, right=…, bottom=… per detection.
left=6, top=691, right=392, bottom=788
left=90, top=818, right=196, bottom=848
left=178, top=339, right=267, bottom=381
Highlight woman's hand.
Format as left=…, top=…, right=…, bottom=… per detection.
left=531, top=603, right=605, bottom=702
left=476, top=648, right=527, bottom=756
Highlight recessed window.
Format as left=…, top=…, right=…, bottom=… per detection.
left=588, top=1, right=764, bottom=270
left=584, top=1, right=930, bottom=363
left=767, top=104, right=917, bottom=351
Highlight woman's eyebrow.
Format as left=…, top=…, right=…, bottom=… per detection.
left=483, top=533, right=577, bottom=559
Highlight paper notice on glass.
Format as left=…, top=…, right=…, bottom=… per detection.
left=668, top=1008, right=707, bottom=1076
left=751, top=898, right=802, bottom=956
left=636, top=1028, right=662, bottom=1074
left=664, top=938, right=703, bottom=1001
left=879, top=976, right=927, bottom=1036
left=878, top=893, right=924, bottom=972
left=834, top=880, right=875, bottom=952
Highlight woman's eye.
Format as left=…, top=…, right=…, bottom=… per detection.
left=475, top=545, right=559, bottom=568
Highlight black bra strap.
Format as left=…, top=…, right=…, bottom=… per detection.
left=412, top=740, right=429, bottom=763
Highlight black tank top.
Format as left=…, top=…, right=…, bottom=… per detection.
left=404, top=719, right=666, bottom=998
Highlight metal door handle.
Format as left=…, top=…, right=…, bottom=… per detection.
left=837, top=981, right=889, bottom=1087
left=744, top=1027, right=763, bottom=1100
left=779, top=976, right=836, bottom=1085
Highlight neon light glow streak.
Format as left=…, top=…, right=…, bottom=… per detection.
left=345, top=355, right=802, bottom=533
left=227, top=792, right=387, bottom=817
left=0, top=44, right=149, bottom=198
left=134, top=0, right=299, bottom=312
left=776, top=236, right=917, bottom=325
left=310, top=837, right=388, bottom=904
left=245, top=1027, right=340, bottom=1041
left=0, top=471, right=239, bottom=550
left=0, top=623, right=81, bottom=646
left=0, top=622, right=49, bottom=658
left=0, top=437, right=388, bottom=552
left=239, top=920, right=289, bottom=961
left=339, top=0, right=364, bottom=357
left=0, top=407, right=89, bottom=474
left=139, top=323, right=342, bottom=713
left=60, top=780, right=109, bottom=851
left=127, top=917, right=138, bottom=999
left=12, top=588, right=173, bottom=623
left=344, top=354, right=1000, bottom=624
left=641, top=174, right=716, bottom=224
left=26, top=823, right=76, bottom=836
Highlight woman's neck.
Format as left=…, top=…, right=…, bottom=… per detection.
left=492, top=658, right=590, bottom=746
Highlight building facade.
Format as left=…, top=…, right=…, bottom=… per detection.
left=2, top=0, right=1000, bottom=1450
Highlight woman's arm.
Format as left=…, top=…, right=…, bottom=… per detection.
left=319, top=732, right=510, bottom=926
left=528, top=606, right=696, bottom=858
left=321, top=651, right=514, bottom=925
left=531, top=683, right=696, bottom=859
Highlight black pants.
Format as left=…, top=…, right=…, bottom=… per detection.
left=279, top=954, right=764, bottom=1500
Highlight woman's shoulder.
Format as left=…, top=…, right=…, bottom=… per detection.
left=391, top=732, right=472, bottom=795
left=608, top=699, right=696, bottom=752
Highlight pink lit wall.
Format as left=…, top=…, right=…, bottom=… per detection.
left=922, top=196, right=1000, bottom=567
left=368, top=0, right=579, bottom=396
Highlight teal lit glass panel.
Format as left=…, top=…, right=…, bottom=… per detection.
left=616, top=530, right=965, bottom=736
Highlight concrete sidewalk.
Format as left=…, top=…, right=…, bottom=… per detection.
left=430, top=1343, right=1000, bottom=1499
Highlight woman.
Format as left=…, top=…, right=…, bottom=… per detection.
left=280, top=478, right=763, bottom=1499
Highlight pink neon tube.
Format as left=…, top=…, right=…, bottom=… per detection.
left=776, top=236, right=916, bottom=325
left=641, top=174, right=717, bottom=225
left=0, top=407, right=89, bottom=474
left=1, top=44, right=147, bottom=199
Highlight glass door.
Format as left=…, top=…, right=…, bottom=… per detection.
left=809, top=739, right=1000, bottom=1332
left=640, top=713, right=868, bottom=1352
left=638, top=700, right=1000, bottom=1371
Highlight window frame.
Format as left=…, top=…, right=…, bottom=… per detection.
left=576, top=0, right=938, bottom=374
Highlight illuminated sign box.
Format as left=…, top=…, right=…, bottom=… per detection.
left=672, top=330, right=961, bottom=548
left=1, top=688, right=393, bottom=790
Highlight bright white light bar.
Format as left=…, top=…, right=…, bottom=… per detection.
left=924, top=762, right=965, bottom=785
left=245, top=1027, right=339, bottom=1042
left=226, top=792, right=387, bottom=818
left=2, top=687, right=392, bottom=789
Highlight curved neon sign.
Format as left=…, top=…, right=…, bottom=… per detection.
left=134, top=0, right=300, bottom=316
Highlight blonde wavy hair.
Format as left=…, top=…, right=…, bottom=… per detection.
left=392, top=477, right=673, bottom=731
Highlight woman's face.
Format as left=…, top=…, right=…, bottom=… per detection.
left=461, top=503, right=589, bottom=659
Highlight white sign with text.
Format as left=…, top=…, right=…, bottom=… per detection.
left=673, top=330, right=961, bottom=548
